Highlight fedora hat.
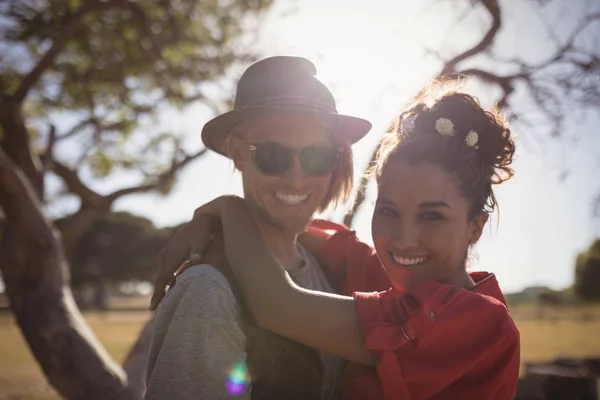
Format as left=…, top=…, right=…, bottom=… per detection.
left=201, top=56, right=372, bottom=157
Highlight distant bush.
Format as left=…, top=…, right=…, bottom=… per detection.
left=574, top=239, right=600, bottom=302
left=63, top=211, right=174, bottom=285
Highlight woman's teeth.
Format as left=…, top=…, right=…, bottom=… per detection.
left=275, top=192, right=309, bottom=205
left=391, top=253, right=428, bottom=267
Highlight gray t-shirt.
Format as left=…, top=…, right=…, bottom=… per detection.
left=145, top=244, right=343, bottom=400
left=287, top=245, right=344, bottom=400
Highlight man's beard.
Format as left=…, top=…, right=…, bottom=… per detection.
left=245, top=193, right=311, bottom=235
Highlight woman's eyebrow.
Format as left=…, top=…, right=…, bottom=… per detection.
left=375, top=199, right=396, bottom=207
left=419, top=201, right=451, bottom=208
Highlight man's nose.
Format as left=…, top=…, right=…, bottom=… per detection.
left=282, top=156, right=307, bottom=189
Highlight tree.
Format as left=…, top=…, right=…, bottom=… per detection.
left=63, top=211, right=171, bottom=310
left=574, top=238, right=600, bottom=302
left=0, top=0, right=273, bottom=398
left=344, top=0, right=600, bottom=227
left=68, top=212, right=161, bottom=283
left=1, top=0, right=272, bottom=254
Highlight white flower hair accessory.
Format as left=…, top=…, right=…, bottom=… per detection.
left=465, top=130, right=479, bottom=149
left=401, top=114, right=416, bottom=134
left=435, top=118, right=455, bottom=137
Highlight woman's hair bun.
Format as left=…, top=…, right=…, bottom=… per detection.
left=400, top=85, right=516, bottom=185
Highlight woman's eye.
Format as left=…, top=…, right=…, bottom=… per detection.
left=421, top=211, right=443, bottom=220
left=378, top=206, right=397, bottom=217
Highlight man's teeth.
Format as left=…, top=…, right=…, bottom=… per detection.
left=392, top=254, right=428, bottom=266
left=275, top=192, right=309, bottom=205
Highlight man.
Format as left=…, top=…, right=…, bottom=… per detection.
left=145, top=56, right=371, bottom=399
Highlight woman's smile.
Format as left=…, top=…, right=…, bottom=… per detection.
left=388, top=252, right=430, bottom=267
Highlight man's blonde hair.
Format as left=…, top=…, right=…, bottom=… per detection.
left=223, top=121, right=354, bottom=213
left=318, top=143, right=353, bottom=212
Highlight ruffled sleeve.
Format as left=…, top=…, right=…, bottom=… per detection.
left=353, top=281, right=520, bottom=400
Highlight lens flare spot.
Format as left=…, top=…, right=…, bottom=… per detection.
left=226, top=361, right=250, bottom=395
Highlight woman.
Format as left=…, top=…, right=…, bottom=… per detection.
left=170, top=87, right=521, bottom=399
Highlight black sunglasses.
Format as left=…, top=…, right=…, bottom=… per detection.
left=248, top=142, right=342, bottom=176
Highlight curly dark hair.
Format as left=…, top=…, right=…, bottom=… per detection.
left=372, top=82, right=516, bottom=219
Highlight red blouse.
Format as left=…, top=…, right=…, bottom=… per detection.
left=308, top=219, right=520, bottom=400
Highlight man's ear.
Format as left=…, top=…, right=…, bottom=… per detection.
left=469, top=212, right=489, bottom=244
left=228, top=137, right=245, bottom=171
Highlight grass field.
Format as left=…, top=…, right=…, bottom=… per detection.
left=0, top=311, right=150, bottom=400
left=1, top=304, right=599, bottom=399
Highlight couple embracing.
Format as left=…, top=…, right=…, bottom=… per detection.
left=145, top=56, right=520, bottom=400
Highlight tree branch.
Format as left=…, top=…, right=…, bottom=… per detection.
left=13, top=2, right=109, bottom=103
left=441, top=0, right=502, bottom=74
left=346, top=0, right=504, bottom=228
left=59, top=205, right=112, bottom=255
left=42, top=124, right=57, bottom=171
left=450, top=68, right=521, bottom=108
left=108, top=148, right=207, bottom=201
left=59, top=118, right=97, bottom=141
left=50, top=160, right=105, bottom=208
left=12, top=0, right=149, bottom=104
left=57, top=148, right=207, bottom=253
left=58, top=117, right=134, bottom=143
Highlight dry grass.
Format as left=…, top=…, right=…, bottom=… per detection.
left=518, top=320, right=600, bottom=366
left=0, top=311, right=149, bottom=400
left=0, top=305, right=599, bottom=399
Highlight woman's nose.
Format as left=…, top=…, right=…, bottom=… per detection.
left=390, top=222, right=419, bottom=250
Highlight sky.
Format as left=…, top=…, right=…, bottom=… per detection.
left=48, top=0, right=600, bottom=294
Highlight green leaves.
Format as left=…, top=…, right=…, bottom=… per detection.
left=1, top=0, right=273, bottom=206
left=88, top=151, right=113, bottom=178
left=67, top=0, right=83, bottom=13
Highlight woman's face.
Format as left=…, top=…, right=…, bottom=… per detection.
left=371, top=160, right=487, bottom=292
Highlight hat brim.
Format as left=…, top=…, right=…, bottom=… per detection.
left=201, top=106, right=372, bottom=157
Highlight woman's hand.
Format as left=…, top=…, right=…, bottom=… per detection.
left=149, top=195, right=241, bottom=310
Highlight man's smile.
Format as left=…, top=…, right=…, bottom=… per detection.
left=274, top=191, right=310, bottom=206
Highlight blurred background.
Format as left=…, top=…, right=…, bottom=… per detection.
left=0, top=0, right=599, bottom=399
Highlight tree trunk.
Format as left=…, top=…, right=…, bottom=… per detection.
left=0, top=100, right=44, bottom=195
left=0, top=112, right=142, bottom=399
